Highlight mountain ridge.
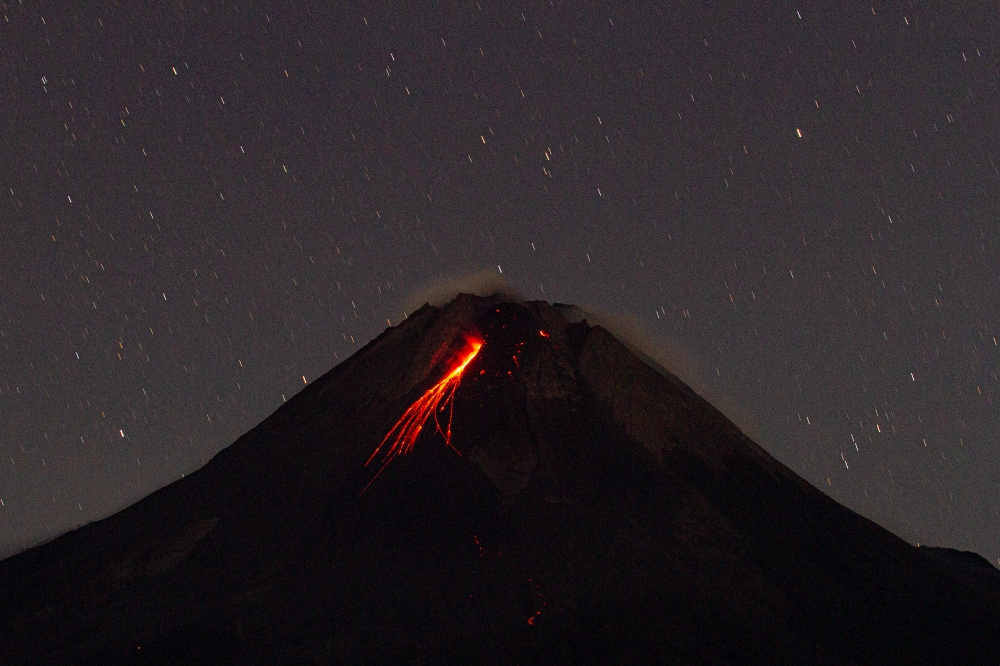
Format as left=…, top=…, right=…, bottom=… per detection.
left=2, top=294, right=998, bottom=664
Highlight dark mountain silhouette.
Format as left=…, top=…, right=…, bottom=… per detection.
left=919, top=546, right=1000, bottom=606
left=2, top=294, right=999, bottom=664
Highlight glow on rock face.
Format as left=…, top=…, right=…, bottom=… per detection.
left=361, top=337, right=483, bottom=494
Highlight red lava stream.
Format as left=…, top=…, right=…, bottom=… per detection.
left=361, top=337, right=483, bottom=494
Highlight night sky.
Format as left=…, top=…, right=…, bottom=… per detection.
left=2, top=3, right=999, bottom=566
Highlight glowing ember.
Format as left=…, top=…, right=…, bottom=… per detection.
left=362, top=337, right=483, bottom=494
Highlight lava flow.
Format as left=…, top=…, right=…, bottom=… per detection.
left=361, top=336, right=483, bottom=494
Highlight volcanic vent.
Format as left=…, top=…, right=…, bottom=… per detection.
left=2, top=294, right=999, bottom=665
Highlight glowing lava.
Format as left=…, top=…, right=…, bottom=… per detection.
left=362, top=337, right=483, bottom=494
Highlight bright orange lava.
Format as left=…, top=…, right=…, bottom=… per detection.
left=362, top=338, right=483, bottom=494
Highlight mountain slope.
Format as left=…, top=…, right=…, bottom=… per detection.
left=2, top=294, right=998, bottom=664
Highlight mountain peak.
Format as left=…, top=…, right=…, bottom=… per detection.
left=2, top=294, right=998, bottom=664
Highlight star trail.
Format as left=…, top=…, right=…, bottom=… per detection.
left=2, top=2, right=999, bottom=567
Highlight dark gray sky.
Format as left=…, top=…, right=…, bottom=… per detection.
left=2, top=2, right=999, bottom=566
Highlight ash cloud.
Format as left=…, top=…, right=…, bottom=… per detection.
left=402, top=270, right=524, bottom=314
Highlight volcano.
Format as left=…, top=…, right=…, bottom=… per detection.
left=2, top=294, right=999, bottom=664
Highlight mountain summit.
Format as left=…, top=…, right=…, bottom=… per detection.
left=3, top=294, right=999, bottom=664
